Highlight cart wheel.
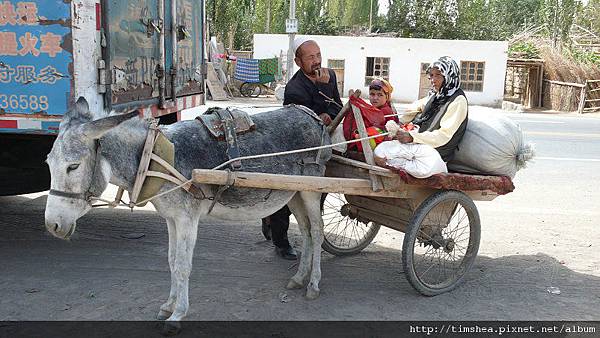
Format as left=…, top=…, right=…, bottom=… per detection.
left=321, top=193, right=381, bottom=256
left=240, top=82, right=262, bottom=97
left=402, top=190, right=480, bottom=296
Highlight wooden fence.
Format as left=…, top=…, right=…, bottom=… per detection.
left=578, top=80, right=600, bottom=114
left=543, top=79, right=600, bottom=113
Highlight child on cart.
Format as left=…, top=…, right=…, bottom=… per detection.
left=367, top=78, right=399, bottom=124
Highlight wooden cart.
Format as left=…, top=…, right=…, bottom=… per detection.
left=192, top=101, right=514, bottom=296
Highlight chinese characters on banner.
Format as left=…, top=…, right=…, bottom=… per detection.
left=0, top=1, right=65, bottom=84
left=0, top=0, right=70, bottom=115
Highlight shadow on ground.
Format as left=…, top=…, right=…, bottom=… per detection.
left=1, top=195, right=599, bottom=322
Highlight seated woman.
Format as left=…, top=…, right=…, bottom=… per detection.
left=374, top=56, right=468, bottom=176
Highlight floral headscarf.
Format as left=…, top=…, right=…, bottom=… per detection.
left=427, top=56, right=461, bottom=99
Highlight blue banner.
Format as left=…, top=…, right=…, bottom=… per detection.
left=0, top=0, right=72, bottom=116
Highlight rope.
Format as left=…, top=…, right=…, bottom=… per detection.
left=212, top=131, right=390, bottom=170
left=89, top=178, right=195, bottom=210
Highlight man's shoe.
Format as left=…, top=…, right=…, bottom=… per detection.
left=275, top=246, right=297, bottom=260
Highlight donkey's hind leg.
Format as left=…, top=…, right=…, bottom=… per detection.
left=157, top=217, right=177, bottom=320
left=286, top=193, right=313, bottom=290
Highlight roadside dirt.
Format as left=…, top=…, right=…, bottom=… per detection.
left=1, top=176, right=598, bottom=322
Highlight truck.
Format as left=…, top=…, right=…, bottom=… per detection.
left=0, top=0, right=206, bottom=195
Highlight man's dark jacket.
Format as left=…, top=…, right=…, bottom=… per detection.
left=283, top=68, right=342, bottom=119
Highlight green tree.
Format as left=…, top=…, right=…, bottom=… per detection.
left=541, top=0, right=579, bottom=47
left=385, top=0, right=411, bottom=36
left=207, top=0, right=254, bottom=49
left=577, top=0, right=600, bottom=36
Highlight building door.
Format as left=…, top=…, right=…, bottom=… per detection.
left=418, top=62, right=431, bottom=99
left=328, top=59, right=345, bottom=96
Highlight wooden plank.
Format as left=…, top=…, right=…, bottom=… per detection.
left=586, top=79, right=600, bottom=83
left=346, top=195, right=414, bottom=223
left=191, top=169, right=409, bottom=198
left=130, top=128, right=159, bottom=203
left=328, top=101, right=351, bottom=136
left=351, top=104, right=384, bottom=191
left=206, top=62, right=229, bottom=101
left=330, top=154, right=395, bottom=177
left=578, top=80, right=589, bottom=114
left=585, top=98, right=600, bottom=102
left=543, top=79, right=586, bottom=88
left=589, top=87, right=600, bottom=93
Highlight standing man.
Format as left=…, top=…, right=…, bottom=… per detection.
left=262, top=37, right=342, bottom=260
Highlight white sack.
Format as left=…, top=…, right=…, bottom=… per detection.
left=447, top=111, right=535, bottom=178
left=374, top=141, right=447, bottom=178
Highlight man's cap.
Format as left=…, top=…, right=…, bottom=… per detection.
left=293, top=37, right=316, bottom=57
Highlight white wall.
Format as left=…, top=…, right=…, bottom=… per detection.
left=253, top=34, right=508, bottom=107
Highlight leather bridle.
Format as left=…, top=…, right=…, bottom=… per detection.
left=48, top=140, right=103, bottom=206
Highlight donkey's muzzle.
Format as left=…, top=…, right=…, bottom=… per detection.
left=45, top=220, right=75, bottom=240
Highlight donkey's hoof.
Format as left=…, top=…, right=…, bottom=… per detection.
left=305, top=288, right=320, bottom=300
left=157, top=309, right=173, bottom=321
left=286, top=278, right=304, bottom=290
left=161, top=321, right=181, bottom=336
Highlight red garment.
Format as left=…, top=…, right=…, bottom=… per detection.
left=343, top=96, right=386, bottom=152
left=380, top=103, right=400, bottom=123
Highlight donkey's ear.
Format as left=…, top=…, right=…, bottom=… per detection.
left=75, top=96, right=89, bottom=112
left=61, top=97, right=94, bottom=128
left=79, top=110, right=140, bottom=139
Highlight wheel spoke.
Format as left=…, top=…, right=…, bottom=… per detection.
left=406, top=192, right=480, bottom=294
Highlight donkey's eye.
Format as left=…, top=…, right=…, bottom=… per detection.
left=67, top=164, right=80, bottom=172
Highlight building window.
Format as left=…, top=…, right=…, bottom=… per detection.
left=365, top=57, right=390, bottom=86
left=460, top=61, right=485, bottom=92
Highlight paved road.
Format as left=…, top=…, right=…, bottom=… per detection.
left=1, top=106, right=599, bottom=322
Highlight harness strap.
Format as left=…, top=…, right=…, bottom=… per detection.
left=128, top=120, right=207, bottom=207
left=48, top=189, right=90, bottom=201
left=207, top=169, right=235, bottom=214
left=48, top=139, right=102, bottom=204
left=148, top=153, right=206, bottom=199
left=216, top=108, right=242, bottom=170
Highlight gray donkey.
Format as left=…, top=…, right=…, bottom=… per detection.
left=44, top=97, right=332, bottom=325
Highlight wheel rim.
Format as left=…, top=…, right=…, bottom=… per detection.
left=322, top=193, right=379, bottom=251
left=411, top=198, right=476, bottom=290
left=242, top=83, right=261, bottom=97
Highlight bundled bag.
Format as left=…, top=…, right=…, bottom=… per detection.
left=447, top=111, right=535, bottom=178
left=374, top=141, right=448, bottom=178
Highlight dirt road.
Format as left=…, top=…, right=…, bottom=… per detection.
left=1, top=179, right=598, bottom=321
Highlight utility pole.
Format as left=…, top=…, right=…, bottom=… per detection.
left=285, top=0, right=297, bottom=83
left=369, top=0, right=373, bottom=33
left=265, top=0, right=271, bottom=33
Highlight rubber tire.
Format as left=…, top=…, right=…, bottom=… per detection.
left=321, top=193, right=381, bottom=256
left=402, top=190, right=481, bottom=296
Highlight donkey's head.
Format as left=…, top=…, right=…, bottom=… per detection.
left=44, top=97, right=138, bottom=239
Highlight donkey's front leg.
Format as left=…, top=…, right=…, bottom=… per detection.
left=164, top=214, right=200, bottom=325
left=286, top=193, right=313, bottom=290
left=157, top=217, right=178, bottom=320
left=302, top=192, right=325, bottom=300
